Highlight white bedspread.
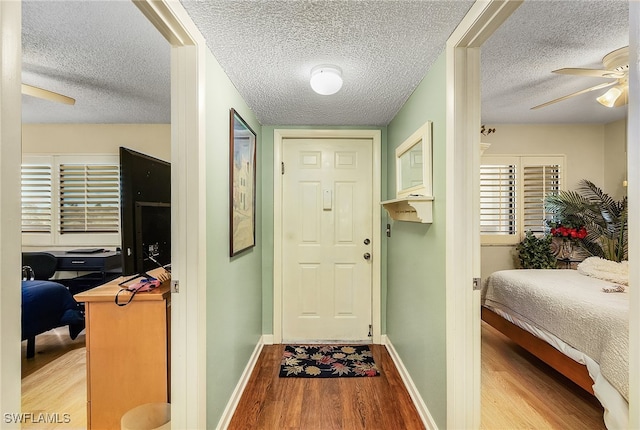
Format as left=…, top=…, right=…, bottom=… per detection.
left=483, top=269, right=629, bottom=427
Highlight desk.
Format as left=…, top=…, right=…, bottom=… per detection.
left=48, top=250, right=122, bottom=295
left=47, top=250, right=121, bottom=273
left=74, top=269, right=170, bottom=430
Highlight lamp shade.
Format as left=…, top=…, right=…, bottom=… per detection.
left=597, top=85, right=627, bottom=108
left=310, top=65, right=343, bottom=95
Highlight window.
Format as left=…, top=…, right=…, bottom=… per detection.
left=21, top=164, right=52, bottom=233
left=59, top=164, right=120, bottom=233
left=480, top=163, right=516, bottom=236
left=22, top=155, right=120, bottom=247
left=480, top=155, right=565, bottom=244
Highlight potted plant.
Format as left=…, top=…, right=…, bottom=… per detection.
left=544, top=180, right=627, bottom=262
left=547, top=221, right=588, bottom=260
left=516, top=231, right=557, bottom=269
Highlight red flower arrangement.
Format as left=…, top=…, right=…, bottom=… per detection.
left=550, top=225, right=587, bottom=239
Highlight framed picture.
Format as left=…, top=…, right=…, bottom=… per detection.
left=229, top=108, right=257, bottom=257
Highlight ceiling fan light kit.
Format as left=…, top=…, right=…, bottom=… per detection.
left=310, top=65, right=343, bottom=95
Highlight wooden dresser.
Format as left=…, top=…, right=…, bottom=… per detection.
left=75, top=269, right=171, bottom=430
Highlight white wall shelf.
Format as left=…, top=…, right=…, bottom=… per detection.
left=381, top=196, right=434, bottom=223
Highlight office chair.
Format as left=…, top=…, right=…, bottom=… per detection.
left=21, top=252, right=58, bottom=280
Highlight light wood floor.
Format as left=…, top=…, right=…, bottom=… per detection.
left=21, top=325, right=607, bottom=430
left=21, top=327, right=87, bottom=429
left=228, top=344, right=425, bottom=430
left=481, top=321, right=606, bottom=429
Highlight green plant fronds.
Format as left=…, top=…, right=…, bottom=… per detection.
left=544, top=179, right=627, bottom=262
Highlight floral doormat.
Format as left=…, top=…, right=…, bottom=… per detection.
left=279, top=345, right=380, bottom=378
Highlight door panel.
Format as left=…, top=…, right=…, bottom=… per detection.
left=282, top=138, right=373, bottom=342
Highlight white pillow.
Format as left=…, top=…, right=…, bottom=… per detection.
left=577, top=256, right=629, bottom=286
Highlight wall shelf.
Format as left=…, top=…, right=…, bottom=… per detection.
left=381, top=196, right=434, bottom=223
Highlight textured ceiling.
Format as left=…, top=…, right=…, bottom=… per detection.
left=21, top=0, right=630, bottom=126
left=180, top=0, right=474, bottom=126
left=481, top=0, right=629, bottom=125
left=21, top=0, right=170, bottom=124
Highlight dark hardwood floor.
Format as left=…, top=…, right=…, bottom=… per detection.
left=228, top=344, right=425, bottom=430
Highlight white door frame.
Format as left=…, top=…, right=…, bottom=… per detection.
left=446, top=1, right=640, bottom=428
left=0, top=0, right=24, bottom=419
left=133, top=2, right=208, bottom=428
left=445, top=1, right=522, bottom=428
left=273, top=129, right=382, bottom=345
left=1, top=1, right=208, bottom=425
left=628, top=3, right=639, bottom=426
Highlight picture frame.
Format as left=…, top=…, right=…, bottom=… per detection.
left=229, top=108, right=257, bottom=256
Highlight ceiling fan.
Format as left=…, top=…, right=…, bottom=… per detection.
left=531, top=46, right=629, bottom=110
left=21, top=83, right=75, bottom=105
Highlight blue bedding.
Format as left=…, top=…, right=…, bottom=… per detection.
left=21, top=280, right=85, bottom=356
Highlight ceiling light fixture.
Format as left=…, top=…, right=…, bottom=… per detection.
left=310, top=65, right=343, bottom=95
left=596, top=84, right=627, bottom=108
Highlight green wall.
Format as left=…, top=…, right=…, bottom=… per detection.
left=205, top=51, right=263, bottom=427
left=385, top=51, right=448, bottom=428
left=260, top=126, right=388, bottom=335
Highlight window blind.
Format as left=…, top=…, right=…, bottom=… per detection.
left=480, top=164, right=516, bottom=235
left=522, top=164, right=561, bottom=233
left=21, top=165, right=52, bottom=233
left=481, top=155, right=564, bottom=244
left=59, top=164, right=120, bottom=233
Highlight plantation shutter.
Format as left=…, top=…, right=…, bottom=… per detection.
left=479, top=163, right=516, bottom=235
left=522, top=163, right=561, bottom=234
left=481, top=155, right=565, bottom=244
left=21, top=165, right=52, bottom=233
left=59, top=164, right=120, bottom=233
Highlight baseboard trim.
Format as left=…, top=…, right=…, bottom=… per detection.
left=262, top=334, right=274, bottom=345
left=216, top=336, right=265, bottom=430
left=381, top=335, right=438, bottom=430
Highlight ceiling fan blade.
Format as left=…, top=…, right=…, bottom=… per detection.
left=21, top=84, right=75, bottom=105
left=530, top=82, right=616, bottom=110
left=552, top=68, right=625, bottom=79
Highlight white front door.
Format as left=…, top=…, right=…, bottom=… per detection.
left=281, top=138, right=373, bottom=342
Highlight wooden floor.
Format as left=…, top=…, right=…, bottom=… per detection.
left=20, top=325, right=607, bottom=430
left=228, top=344, right=425, bottom=430
left=21, top=327, right=87, bottom=429
left=22, top=326, right=86, bottom=379
left=481, top=321, right=606, bottom=429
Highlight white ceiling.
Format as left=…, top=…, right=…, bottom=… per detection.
left=21, top=0, right=171, bottom=124
left=180, top=0, right=475, bottom=126
left=481, top=0, right=629, bottom=125
left=21, top=0, right=629, bottom=126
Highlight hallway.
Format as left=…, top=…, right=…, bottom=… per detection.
left=229, top=344, right=425, bottom=429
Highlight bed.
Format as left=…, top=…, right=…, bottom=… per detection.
left=22, top=280, right=85, bottom=358
left=482, top=265, right=629, bottom=430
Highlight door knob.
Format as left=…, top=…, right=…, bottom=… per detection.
left=363, top=253, right=371, bottom=260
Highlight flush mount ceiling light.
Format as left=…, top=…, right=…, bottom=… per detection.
left=310, top=65, right=343, bottom=95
